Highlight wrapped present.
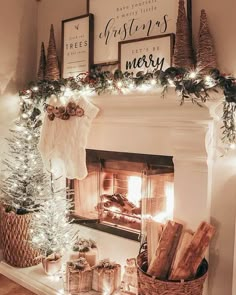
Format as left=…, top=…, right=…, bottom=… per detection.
left=70, top=238, right=98, bottom=267
left=66, top=257, right=93, bottom=293
left=92, top=259, right=121, bottom=294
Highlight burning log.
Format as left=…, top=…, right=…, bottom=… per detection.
left=99, top=193, right=141, bottom=215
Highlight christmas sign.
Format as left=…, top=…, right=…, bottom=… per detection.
left=62, top=14, right=94, bottom=78
left=119, top=34, right=174, bottom=75
left=88, top=0, right=189, bottom=64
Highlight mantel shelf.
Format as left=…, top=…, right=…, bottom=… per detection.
left=88, top=87, right=224, bottom=126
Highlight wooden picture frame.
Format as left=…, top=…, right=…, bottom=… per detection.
left=61, top=14, right=94, bottom=78
left=118, top=34, right=174, bottom=75
left=88, top=0, right=191, bottom=65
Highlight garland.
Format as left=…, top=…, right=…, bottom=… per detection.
left=19, top=66, right=236, bottom=146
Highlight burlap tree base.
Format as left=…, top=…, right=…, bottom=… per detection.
left=1, top=209, right=40, bottom=268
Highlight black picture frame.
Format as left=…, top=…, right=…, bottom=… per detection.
left=88, top=0, right=191, bottom=66
left=118, top=33, right=174, bottom=74
left=61, top=13, right=94, bottom=78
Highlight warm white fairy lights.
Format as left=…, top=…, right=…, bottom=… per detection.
left=29, top=174, right=78, bottom=257
left=1, top=107, right=50, bottom=213
left=189, top=71, right=197, bottom=79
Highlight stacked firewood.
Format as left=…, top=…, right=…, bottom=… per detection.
left=146, top=220, right=215, bottom=281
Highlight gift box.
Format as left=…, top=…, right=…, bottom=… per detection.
left=70, top=238, right=98, bottom=267
left=66, top=257, right=93, bottom=293
left=92, top=259, right=121, bottom=294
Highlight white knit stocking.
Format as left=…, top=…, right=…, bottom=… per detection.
left=38, top=96, right=99, bottom=179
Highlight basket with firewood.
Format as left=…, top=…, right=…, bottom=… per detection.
left=137, top=220, right=215, bottom=295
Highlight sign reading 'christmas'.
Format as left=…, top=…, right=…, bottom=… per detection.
left=89, top=0, right=188, bottom=64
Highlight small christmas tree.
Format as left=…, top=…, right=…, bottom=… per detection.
left=29, top=173, right=78, bottom=258
left=37, top=42, right=47, bottom=80
left=45, top=24, right=60, bottom=80
left=0, top=95, right=51, bottom=267
left=172, top=0, right=194, bottom=69
left=196, top=9, right=217, bottom=73
left=1, top=99, right=50, bottom=214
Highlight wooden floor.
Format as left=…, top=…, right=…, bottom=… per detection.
left=0, top=274, right=36, bottom=295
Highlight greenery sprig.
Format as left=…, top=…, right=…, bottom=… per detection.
left=19, top=66, right=236, bottom=146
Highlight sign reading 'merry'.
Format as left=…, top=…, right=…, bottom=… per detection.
left=89, top=0, right=187, bottom=64
left=119, top=35, right=173, bottom=75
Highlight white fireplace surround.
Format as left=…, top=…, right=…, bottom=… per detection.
left=88, top=89, right=213, bottom=230
left=86, top=88, right=236, bottom=295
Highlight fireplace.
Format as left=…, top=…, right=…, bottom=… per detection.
left=63, top=90, right=235, bottom=295
left=69, top=149, right=174, bottom=237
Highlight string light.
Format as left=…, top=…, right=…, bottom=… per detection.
left=117, top=81, right=123, bottom=88
left=189, top=71, right=197, bottom=79
left=150, top=79, right=157, bottom=85
left=229, top=143, right=236, bottom=150
left=21, top=113, right=28, bottom=119
left=168, top=79, right=175, bottom=87
left=32, top=86, right=39, bottom=92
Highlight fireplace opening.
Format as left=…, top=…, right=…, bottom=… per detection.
left=69, top=149, right=174, bottom=241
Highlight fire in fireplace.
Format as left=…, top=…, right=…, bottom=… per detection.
left=69, top=149, right=174, bottom=239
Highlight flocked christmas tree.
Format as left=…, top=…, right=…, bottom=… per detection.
left=29, top=171, right=77, bottom=258
left=1, top=96, right=50, bottom=214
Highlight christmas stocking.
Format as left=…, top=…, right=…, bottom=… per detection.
left=38, top=95, right=99, bottom=179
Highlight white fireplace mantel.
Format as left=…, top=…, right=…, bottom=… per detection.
left=86, top=89, right=235, bottom=295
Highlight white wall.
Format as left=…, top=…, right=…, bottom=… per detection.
left=37, top=0, right=87, bottom=69
left=192, top=0, right=236, bottom=75
left=0, top=0, right=38, bottom=169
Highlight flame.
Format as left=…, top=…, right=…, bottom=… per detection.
left=127, top=176, right=142, bottom=207
left=153, top=181, right=174, bottom=223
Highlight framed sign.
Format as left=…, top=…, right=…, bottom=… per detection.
left=62, top=14, right=94, bottom=78
left=88, top=0, right=190, bottom=65
left=118, top=34, right=174, bottom=75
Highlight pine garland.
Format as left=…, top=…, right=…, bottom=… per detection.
left=19, top=66, right=236, bottom=146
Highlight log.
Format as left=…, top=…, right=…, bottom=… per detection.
left=169, top=221, right=215, bottom=280
left=147, top=220, right=183, bottom=279
left=169, top=231, right=193, bottom=277
left=146, top=220, right=162, bottom=266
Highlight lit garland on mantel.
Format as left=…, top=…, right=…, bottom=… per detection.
left=19, top=66, right=236, bottom=147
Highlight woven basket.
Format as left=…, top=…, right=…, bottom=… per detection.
left=137, top=246, right=208, bottom=295
left=1, top=209, right=40, bottom=268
